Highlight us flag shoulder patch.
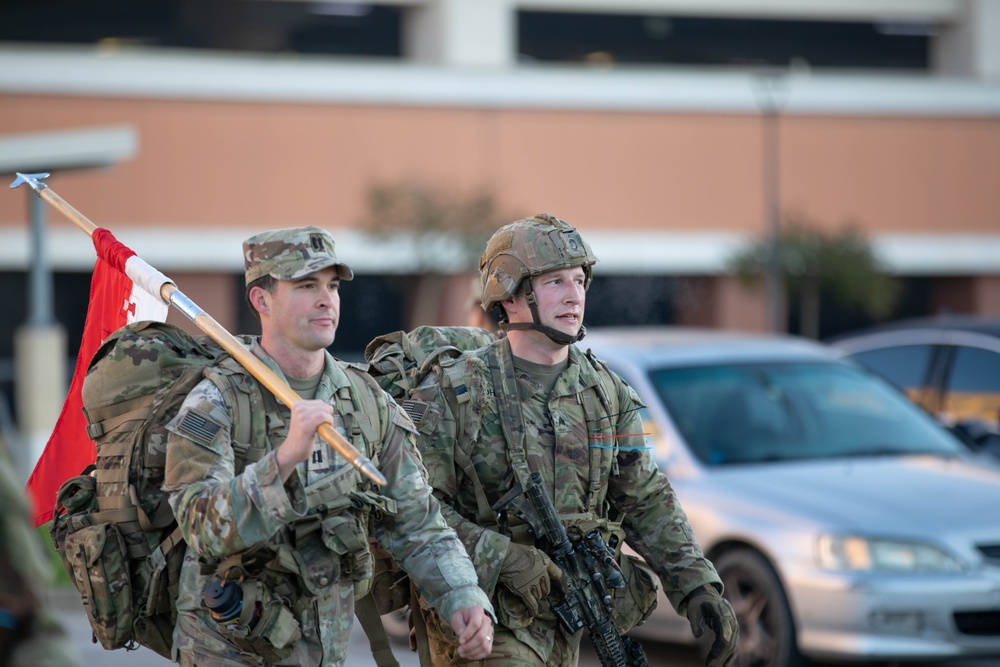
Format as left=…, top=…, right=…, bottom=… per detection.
left=400, top=400, right=429, bottom=427
left=177, top=409, right=224, bottom=445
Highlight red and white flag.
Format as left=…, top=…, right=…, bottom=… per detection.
left=27, top=228, right=169, bottom=526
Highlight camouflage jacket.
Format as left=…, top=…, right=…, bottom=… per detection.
left=409, top=337, right=720, bottom=653
left=163, top=340, right=492, bottom=637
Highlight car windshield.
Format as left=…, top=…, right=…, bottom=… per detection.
left=649, top=361, right=965, bottom=465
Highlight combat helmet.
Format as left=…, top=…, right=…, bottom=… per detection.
left=479, top=213, right=597, bottom=345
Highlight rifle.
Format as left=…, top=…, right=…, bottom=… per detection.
left=493, top=472, right=649, bottom=667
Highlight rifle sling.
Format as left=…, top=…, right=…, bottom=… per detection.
left=486, top=340, right=534, bottom=489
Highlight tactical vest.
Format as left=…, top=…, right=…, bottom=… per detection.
left=219, top=362, right=392, bottom=599
left=429, top=338, right=659, bottom=635
left=195, top=361, right=399, bottom=665
left=446, top=339, right=625, bottom=546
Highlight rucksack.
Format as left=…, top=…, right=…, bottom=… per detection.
left=365, top=325, right=495, bottom=401
left=360, top=326, right=494, bottom=630
left=49, top=321, right=265, bottom=659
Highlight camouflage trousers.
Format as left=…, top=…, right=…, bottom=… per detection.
left=174, top=580, right=354, bottom=667
left=422, top=606, right=579, bottom=667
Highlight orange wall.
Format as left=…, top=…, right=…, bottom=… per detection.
left=3, top=94, right=999, bottom=237
left=781, top=116, right=1000, bottom=232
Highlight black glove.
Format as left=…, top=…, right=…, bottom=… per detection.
left=684, top=585, right=739, bottom=667
left=497, top=543, right=563, bottom=617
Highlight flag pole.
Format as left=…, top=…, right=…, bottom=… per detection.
left=10, top=172, right=386, bottom=486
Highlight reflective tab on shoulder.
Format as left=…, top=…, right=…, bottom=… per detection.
left=176, top=408, right=224, bottom=446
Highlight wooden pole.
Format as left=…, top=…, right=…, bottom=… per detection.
left=10, top=172, right=385, bottom=485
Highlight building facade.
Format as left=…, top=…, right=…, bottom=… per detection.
left=2, top=0, right=1000, bottom=466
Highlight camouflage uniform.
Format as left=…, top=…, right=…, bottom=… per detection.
left=163, top=227, right=493, bottom=667
left=407, top=215, right=725, bottom=666
left=410, top=338, right=721, bottom=665
left=0, top=440, right=82, bottom=667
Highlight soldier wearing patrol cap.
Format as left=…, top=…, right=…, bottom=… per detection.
left=163, top=226, right=495, bottom=666
left=407, top=214, right=740, bottom=666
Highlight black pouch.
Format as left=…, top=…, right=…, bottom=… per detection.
left=212, top=579, right=302, bottom=664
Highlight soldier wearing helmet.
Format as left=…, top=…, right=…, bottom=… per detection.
left=480, top=213, right=597, bottom=345
left=405, top=214, right=739, bottom=667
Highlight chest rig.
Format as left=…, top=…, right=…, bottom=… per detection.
left=445, top=339, right=625, bottom=549
left=216, top=364, right=394, bottom=603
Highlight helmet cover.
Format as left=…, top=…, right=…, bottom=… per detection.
left=479, top=213, right=597, bottom=313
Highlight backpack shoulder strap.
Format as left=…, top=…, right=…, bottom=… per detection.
left=580, top=350, right=623, bottom=510
left=341, top=362, right=385, bottom=455
left=581, top=351, right=623, bottom=426
left=354, top=593, right=400, bottom=667
left=585, top=349, right=638, bottom=435
left=206, top=356, right=268, bottom=473
left=485, top=340, right=534, bottom=487
left=425, top=352, right=496, bottom=528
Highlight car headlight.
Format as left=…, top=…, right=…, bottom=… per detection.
left=817, top=535, right=963, bottom=573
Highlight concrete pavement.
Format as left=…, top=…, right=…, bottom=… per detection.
left=46, top=586, right=420, bottom=667
left=45, top=586, right=696, bottom=667
left=45, top=587, right=994, bottom=667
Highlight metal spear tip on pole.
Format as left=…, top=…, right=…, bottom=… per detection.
left=10, top=172, right=51, bottom=190
left=357, top=458, right=387, bottom=487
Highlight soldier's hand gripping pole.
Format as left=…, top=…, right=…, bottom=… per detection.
left=10, top=172, right=386, bottom=486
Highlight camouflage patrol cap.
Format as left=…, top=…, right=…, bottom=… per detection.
left=480, top=213, right=597, bottom=312
left=243, top=226, right=354, bottom=285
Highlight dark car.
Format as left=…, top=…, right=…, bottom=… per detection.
left=828, top=315, right=1000, bottom=456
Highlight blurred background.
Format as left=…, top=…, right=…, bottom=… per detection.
left=1, top=0, right=999, bottom=480
left=3, top=5, right=1000, bottom=666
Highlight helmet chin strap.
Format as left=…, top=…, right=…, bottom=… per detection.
left=500, top=281, right=586, bottom=345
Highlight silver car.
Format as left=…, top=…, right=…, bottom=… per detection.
left=582, top=327, right=1000, bottom=667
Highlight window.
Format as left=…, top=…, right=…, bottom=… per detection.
left=942, top=346, right=1000, bottom=430
left=0, top=1, right=403, bottom=58
left=518, top=12, right=931, bottom=70
left=845, top=344, right=934, bottom=403
left=648, top=361, right=959, bottom=466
